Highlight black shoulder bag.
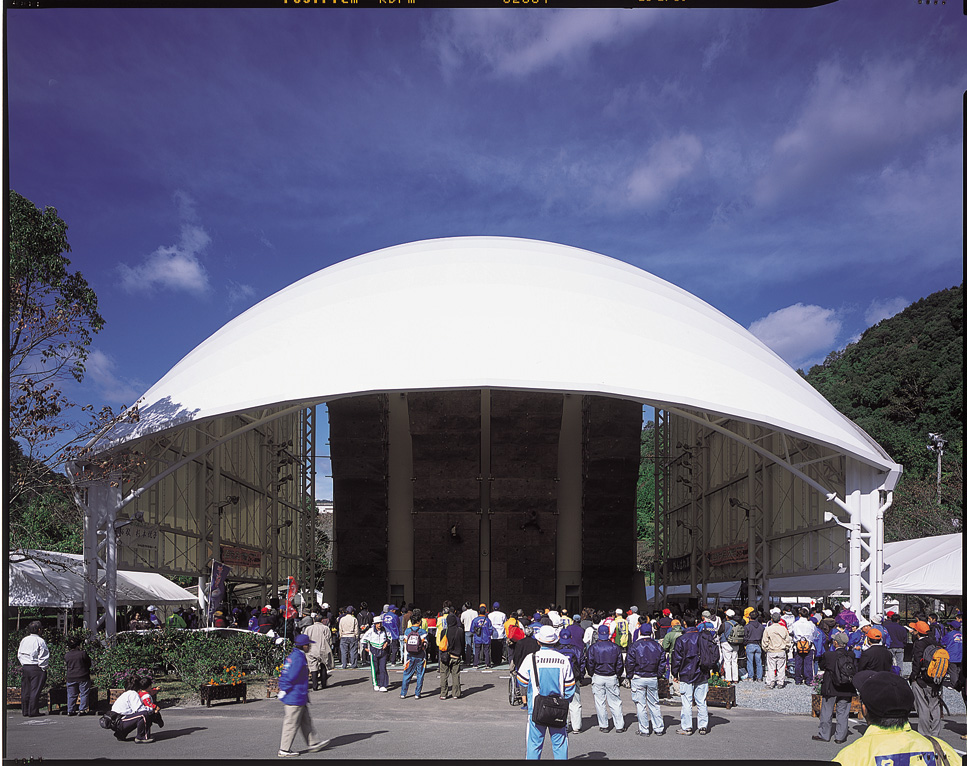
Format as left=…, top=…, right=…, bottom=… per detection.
left=530, top=652, right=569, bottom=729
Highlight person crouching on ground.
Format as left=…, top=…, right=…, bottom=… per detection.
left=834, top=670, right=960, bottom=766
left=362, top=615, right=391, bottom=692
left=277, top=633, right=330, bottom=758
left=111, top=677, right=157, bottom=744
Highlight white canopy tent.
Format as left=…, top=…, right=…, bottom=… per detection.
left=8, top=549, right=196, bottom=609
left=766, top=533, right=963, bottom=598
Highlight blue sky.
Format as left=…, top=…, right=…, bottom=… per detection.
left=6, top=3, right=963, bottom=499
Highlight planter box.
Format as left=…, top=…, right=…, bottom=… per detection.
left=811, top=693, right=865, bottom=720
left=6, top=687, right=48, bottom=709
left=657, top=678, right=735, bottom=708
left=706, top=684, right=736, bottom=709
left=265, top=678, right=279, bottom=698
left=200, top=682, right=247, bottom=707
left=47, top=686, right=100, bottom=713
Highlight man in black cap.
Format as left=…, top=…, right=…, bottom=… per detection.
left=833, top=670, right=959, bottom=766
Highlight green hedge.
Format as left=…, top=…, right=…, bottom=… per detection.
left=6, top=626, right=290, bottom=690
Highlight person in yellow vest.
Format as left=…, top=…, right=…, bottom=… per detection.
left=833, top=670, right=959, bottom=766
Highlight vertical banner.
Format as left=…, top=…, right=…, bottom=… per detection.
left=284, top=575, right=298, bottom=620
left=207, top=560, right=232, bottom=626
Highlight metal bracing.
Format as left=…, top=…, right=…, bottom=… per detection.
left=300, top=406, right=317, bottom=604
left=76, top=403, right=314, bottom=635
left=655, top=407, right=894, bottom=618
left=653, top=409, right=671, bottom=609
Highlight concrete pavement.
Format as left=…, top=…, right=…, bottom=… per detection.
left=5, top=663, right=965, bottom=761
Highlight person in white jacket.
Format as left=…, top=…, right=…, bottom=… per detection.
left=111, top=679, right=156, bottom=743
left=17, top=621, right=49, bottom=718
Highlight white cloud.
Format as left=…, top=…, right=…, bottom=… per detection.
left=118, top=223, right=211, bottom=295
left=83, top=348, right=145, bottom=406
left=748, top=303, right=842, bottom=368
left=427, top=9, right=659, bottom=78
left=755, top=58, right=965, bottom=206
left=864, top=296, right=909, bottom=327
left=227, top=280, right=257, bottom=310
left=626, top=133, right=703, bottom=207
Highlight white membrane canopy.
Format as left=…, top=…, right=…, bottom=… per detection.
left=98, top=236, right=898, bottom=474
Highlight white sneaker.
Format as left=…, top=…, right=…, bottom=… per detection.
left=379, top=686, right=388, bottom=692
left=307, top=740, right=330, bottom=752
left=277, top=750, right=300, bottom=758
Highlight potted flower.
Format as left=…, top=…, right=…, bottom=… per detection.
left=200, top=665, right=247, bottom=707
left=706, top=671, right=737, bottom=709
left=265, top=665, right=282, bottom=698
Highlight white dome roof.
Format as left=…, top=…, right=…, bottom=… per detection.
left=103, top=236, right=897, bottom=472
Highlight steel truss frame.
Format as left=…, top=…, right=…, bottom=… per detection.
left=72, top=403, right=317, bottom=636
left=654, top=406, right=896, bottom=619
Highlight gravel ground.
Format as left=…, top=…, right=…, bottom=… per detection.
left=729, top=662, right=966, bottom=716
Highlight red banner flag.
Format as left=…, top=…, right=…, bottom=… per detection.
left=284, top=576, right=298, bottom=619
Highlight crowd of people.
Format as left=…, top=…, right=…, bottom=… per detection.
left=20, top=595, right=962, bottom=762
left=264, top=597, right=963, bottom=760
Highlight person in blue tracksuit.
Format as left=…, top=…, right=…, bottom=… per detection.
left=277, top=634, right=330, bottom=757
left=625, top=623, right=667, bottom=736
left=471, top=607, right=495, bottom=668
left=380, top=605, right=401, bottom=666
left=514, top=625, right=576, bottom=760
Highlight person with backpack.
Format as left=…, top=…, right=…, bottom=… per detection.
left=400, top=612, right=428, bottom=699
left=380, top=605, right=401, bottom=666
left=743, top=610, right=765, bottom=682
left=907, top=619, right=945, bottom=737
left=471, top=606, right=494, bottom=668
left=790, top=607, right=819, bottom=685
left=670, top=612, right=716, bottom=736
left=761, top=612, right=792, bottom=689
left=718, top=609, right=740, bottom=683
left=585, top=624, right=626, bottom=733
left=438, top=612, right=466, bottom=700
left=812, top=631, right=855, bottom=744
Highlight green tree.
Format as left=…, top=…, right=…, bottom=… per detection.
left=803, top=283, right=963, bottom=541
left=7, top=191, right=138, bottom=556
left=636, top=421, right=656, bottom=544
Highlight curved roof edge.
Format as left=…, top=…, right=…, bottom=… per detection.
left=94, top=236, right=901, bottom=478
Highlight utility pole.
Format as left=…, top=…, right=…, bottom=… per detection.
left=927, top=432, right=946, bottom=506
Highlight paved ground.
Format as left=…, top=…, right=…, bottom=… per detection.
left=5, top=663, right=966, bottom=762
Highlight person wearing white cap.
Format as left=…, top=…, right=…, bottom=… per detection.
left=361, top=616, right=390, bottom=692
left=514, top=625, right=575, bottom=759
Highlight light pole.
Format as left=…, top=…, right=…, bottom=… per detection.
left=927, top=432, right=946, bottom=506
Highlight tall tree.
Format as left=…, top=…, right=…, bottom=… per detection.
left=7, top=191, right=137, bottom=554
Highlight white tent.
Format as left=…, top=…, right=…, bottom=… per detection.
left=766, top=533, right=963, bottom=598
left=7, top=550, right=196, bottom=609
left=881, top=533, right=962, bottom=597
left=647, top=581, right=742, bottom=602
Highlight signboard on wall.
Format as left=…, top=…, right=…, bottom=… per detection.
left=706, top=543, right=748, bottom=567
left=221, top=545, right=262, bottom=569
left=117, top=521, right=160, bottom=553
